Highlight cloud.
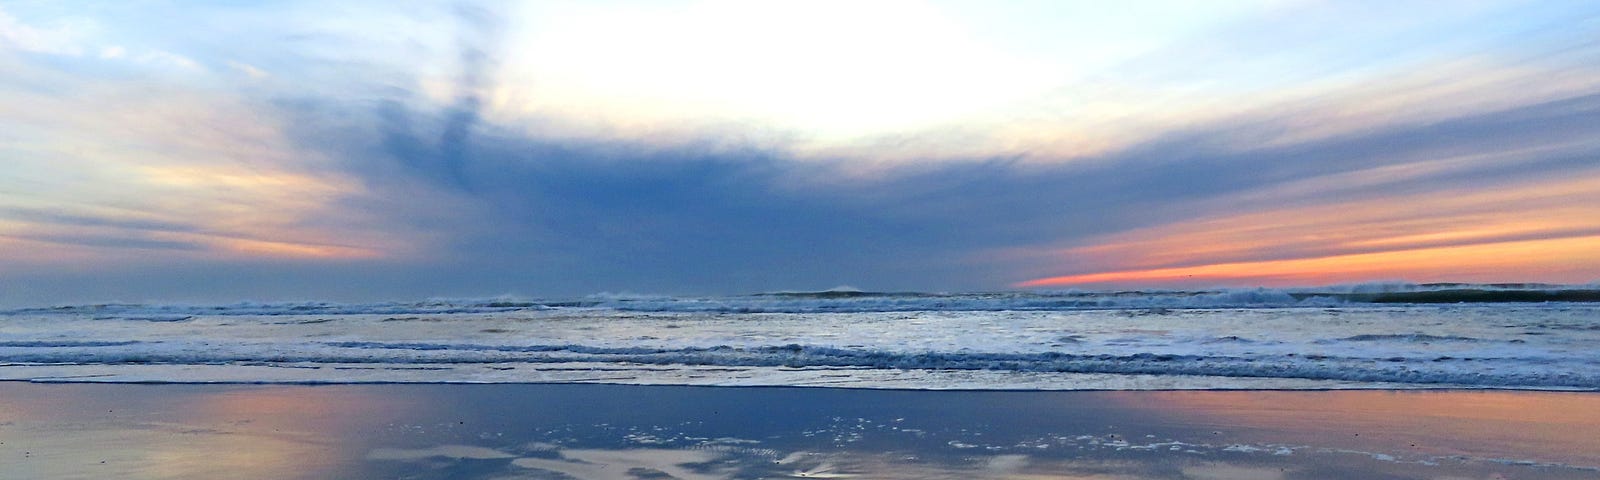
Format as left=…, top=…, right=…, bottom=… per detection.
left=265, top=79, right=1600, bottom=295
left=0, top=7, right=92, bottom=56
left=227, top=60, right=268, bottom=78
left=1, top=232, right=202, bottom=252
left=0, top=208, right=199, bottom=234
left=1003, top=92, right=1600, bottom=286
left=136, top=49, right=201, bottom=70
left=0, top=55, right=391, bottom=274
left=4, top=0, right=1600, bottom=306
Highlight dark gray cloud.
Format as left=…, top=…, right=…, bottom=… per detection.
left=434, top=2, right=502, bottom=191
left=266, top=84, right=1600, bottom=297
left=0, top=208, right=199, bottom=234
left=0, top=233, right=202, bottom=252
left=0, top=209, right=205, bottom=253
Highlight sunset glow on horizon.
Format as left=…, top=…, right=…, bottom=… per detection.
left=1017, top=235, right=1600, bottom=288
left=1014, top=171, right=1600, bottom=288
left=2, top=1, right=1599, bottom=304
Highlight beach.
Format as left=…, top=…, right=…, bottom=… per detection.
left=3, top=383, right=1596, bottom=479
left=4, top=292, right=1598, bottom=478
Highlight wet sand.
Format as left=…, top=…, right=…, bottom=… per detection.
left=1, top=383, right=1596, bottom=479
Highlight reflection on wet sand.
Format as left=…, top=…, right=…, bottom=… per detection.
left=1, top=383, right=1596, bottom=479
left=512, top=448, right=726, bottom=480
left=359, top=443, right=1356, bottom=480
left=1112, top=390, right=1600, bottom=465
left=0, top=384, right=411, bottom=479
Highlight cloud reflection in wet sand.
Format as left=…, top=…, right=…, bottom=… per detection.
left=0, top=385, right=414, bottom=479
left=366, top=444, right=1210, bottom=479
left=3, top=384, right=1597, bottom=479
left=1108, top=390, right=1600, bottom=467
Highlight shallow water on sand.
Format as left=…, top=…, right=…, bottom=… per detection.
left=1, top=383, right=1596, bottom=479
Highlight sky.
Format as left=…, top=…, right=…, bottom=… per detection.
left=2, top=0, right=1599, bottom=305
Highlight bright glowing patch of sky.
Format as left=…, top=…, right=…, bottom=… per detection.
left=491, top=0, right=1263, bottom=144
left=1, top=0, right=1599, bottom=305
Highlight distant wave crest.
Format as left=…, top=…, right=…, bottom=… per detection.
left=7, top=283, right=1599, bottom=316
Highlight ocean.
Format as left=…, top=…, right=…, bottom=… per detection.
left=3, top=283, right=1597, bottom=390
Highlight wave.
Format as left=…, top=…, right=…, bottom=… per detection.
left=4, top=299, right=1595, bottom=390
left=0, top=340, right=144, bottom=348
left=1358, top=289, right=1600, bottom=303
left=2, top=299, right=558, bottom=317
left=1321, top=334, right=1484, bottom=343
left=5, top=341, right=1594, bottom=389
left=5, top=283, right=1598, bottom=317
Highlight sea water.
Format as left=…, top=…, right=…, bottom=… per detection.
left=2, top=284, right=1597, bottom=390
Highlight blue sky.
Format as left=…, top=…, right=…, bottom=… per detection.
left=3, top=1, right=1599, bottom=305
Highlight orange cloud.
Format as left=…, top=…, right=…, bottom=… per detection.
left=1015, top=171, right=1600, bottom=287
left=209, top=237, right=380, bottom=259
left=0, top=83, right=415, bottom=265
left=1018, top=234, right=1600, bottom=287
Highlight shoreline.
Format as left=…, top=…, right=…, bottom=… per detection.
left=7, top=360, right=1593, bottom=391
left=5, top=377, right=1600, bottom=393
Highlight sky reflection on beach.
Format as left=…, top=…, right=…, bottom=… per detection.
left=1116, top=390, right=1600, bottom=467
left=2, top=384, right=1596, bottom=479
left=0, top=384, right=410, bottom=479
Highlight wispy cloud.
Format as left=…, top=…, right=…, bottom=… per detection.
left=0, top=6, right=93, bottom=56
left=227, top=60, right=268, bottom=78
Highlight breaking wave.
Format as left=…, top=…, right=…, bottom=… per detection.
left=3, top=340, right=1594, bottom=389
